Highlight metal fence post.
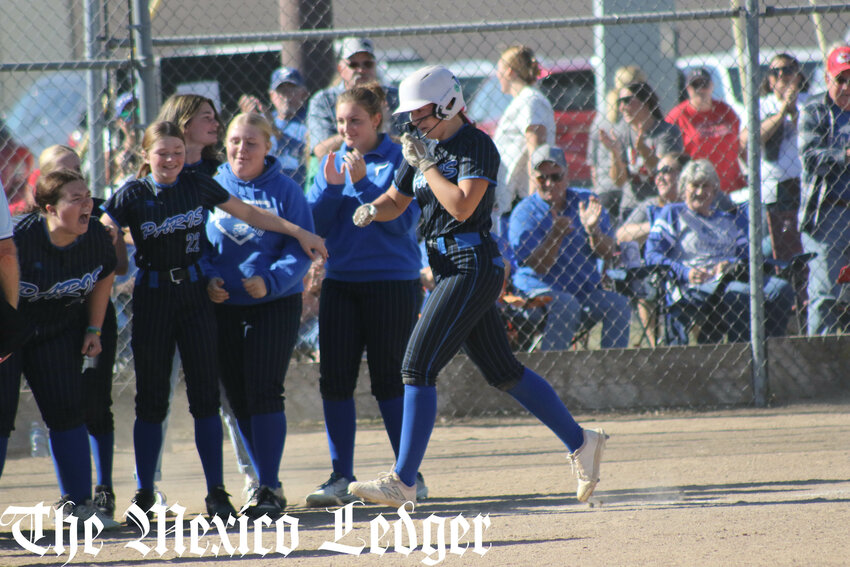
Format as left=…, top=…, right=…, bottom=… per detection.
left=84, top=0, right=106, bottom=196
left=131, top=0, right=158, bottom=125
left=744, top=0, right=768, bottom=406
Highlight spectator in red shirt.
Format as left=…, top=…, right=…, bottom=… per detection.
left=666, top=68, right=746, bottom=193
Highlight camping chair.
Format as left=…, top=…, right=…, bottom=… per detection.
left=766, top=208, right=809, bottom=333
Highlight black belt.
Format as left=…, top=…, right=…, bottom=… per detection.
left=426, top=232, right=488, bottom=253
left=140, top=264, right=200, bottom=287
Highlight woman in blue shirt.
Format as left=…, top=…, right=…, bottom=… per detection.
left=305, top=83, right=426, bottom=507
left=204, top=112, right=314, bottom=518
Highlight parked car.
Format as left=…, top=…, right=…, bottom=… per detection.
left=467, top=59, right=596, bottom=185
left=0, top=119, right=35, bottom=212
left=4, top=71, right=88, bottom=158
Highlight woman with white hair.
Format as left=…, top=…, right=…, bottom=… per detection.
left=645, top=159, right=794, bottom=345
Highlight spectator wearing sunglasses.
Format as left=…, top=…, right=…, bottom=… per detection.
left=599, top=82, right=683, bottom=221
left=740, top=54, right=809, bottom=213
left=666, top=68, right=747, bottom=194
left=588, top=65, right=648, bottom=221
left=307, top=37, right=403, bottom=159
left=798, top=46, right=850, bottom=335
left=508, top=145, right=631, bottom=350
left=615, top=152, right=690, bottom=346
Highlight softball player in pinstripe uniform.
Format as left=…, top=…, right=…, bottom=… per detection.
left=101, top=121, right=325, bottom=519
left=348, top=66, right=608, bottom=507
left=305, top=84, right=427, bottom=507
left=36, top=145, right=128, bottom=519
left=157, top=95, right=263, bottom=505
left=155, top=95, right=260, bottom=505
left=203, top=113, right=313, bottom=518
left=0, top=169, right=119, bottom=527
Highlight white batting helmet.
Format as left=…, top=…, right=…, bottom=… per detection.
left=394, top=65, right=465, bottom=120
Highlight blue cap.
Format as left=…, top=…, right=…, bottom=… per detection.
left=114, top=92, right=136, bottom=116
left=270, top=67, right=304, bottom=90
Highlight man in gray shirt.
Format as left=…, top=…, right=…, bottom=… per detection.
left=306, top=37, right=402, bottom=159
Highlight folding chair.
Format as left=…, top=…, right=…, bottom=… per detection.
left=766, top=208, right=809, bottom=334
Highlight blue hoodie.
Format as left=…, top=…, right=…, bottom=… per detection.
left=202, top=155, right=313, bottom=305
left=307, top=134, right=421, bottom=281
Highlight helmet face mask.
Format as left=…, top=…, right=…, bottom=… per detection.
left=395, top=65, right=465, bottom=121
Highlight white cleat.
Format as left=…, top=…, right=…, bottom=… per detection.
left=569, top=428, right=608, bottom=502
left=348, top=471, right=416, bottom=508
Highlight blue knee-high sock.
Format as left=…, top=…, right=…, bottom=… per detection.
left=49, top=446, right=65, bottom=495
left=194, top=416, right=224, bottom=492
left=0, top=436, right=8, bottom=479
left=378, top=396, right=404, bottom=459
left=89, top=432, right=114, bottom=487
left=134, top=418, right=163, bottom=491
left=49, top=426, right=92, bottom=505
left=250, top=412, right=286, bottom=489
left=507, top=368, right=584, bottom=452
left=322, top=399, right=356, bottom=480
left=395, top=385, right=437, bottom=487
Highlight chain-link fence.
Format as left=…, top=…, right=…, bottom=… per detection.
left=3, top=0, right=850, bottom=416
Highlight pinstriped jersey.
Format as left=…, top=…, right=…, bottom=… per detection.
left=394, top=124, right=499, bottom=239
left=104, top=172, right=229, bottom=271
left=184, top=157, right=222, bottom=178
left=13, top=213, right=117, bottom=327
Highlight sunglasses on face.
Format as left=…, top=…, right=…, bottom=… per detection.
left=655, top=165, right=678, bottom=176
left=345, top=59, right=376, bottom=70
left=536, top=172, right=565, bottom=184
left=769, top=65, right=799, bottom=77
left=617, top=95, right=636, bottom=105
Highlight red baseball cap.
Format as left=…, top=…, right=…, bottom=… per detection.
left=827, top=46, right=850, bottom=77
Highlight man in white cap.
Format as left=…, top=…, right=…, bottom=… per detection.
left=306, top=37, right=402, bottom=158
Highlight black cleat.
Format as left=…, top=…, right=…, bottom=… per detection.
left=243, top=485, right=286, bottom=519
left=93, top=485, right=116, bottom=519
left=205, top=486, right=237, bottom=520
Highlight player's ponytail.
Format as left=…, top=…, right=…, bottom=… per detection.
left=137, top=121, right=185, bottom=179
left=499, top=45, right=541, bottom=86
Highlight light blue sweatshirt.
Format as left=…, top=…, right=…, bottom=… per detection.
left=202, top=156, right=313, bottom=305
left=306, top=134, right=421, bottom=281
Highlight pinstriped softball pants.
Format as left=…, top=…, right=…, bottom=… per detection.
left=319, top=278, right=422, bottom=401
left=0, top=316, right=87, bottom=434
left=214, top=293, right=302, bottom=419
left=403, top=237, right=524, bottom=389
left=131, top=278, right=221, bottom=422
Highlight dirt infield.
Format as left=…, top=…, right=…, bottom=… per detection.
left=1, top=402, right=848, bottom=566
